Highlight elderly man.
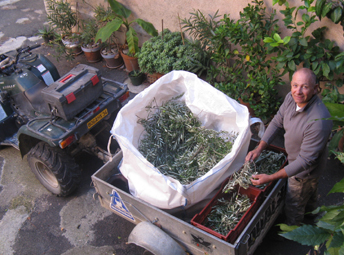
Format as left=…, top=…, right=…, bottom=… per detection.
left=246, top=68, right=333, bottom=226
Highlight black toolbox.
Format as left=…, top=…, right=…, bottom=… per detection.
left=42, top=64, right=103, bottom=120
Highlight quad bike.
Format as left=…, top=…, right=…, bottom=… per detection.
left=0, top=44, right=129, bottom=196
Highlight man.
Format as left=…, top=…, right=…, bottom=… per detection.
left=246, top=68, right=333, bottom=226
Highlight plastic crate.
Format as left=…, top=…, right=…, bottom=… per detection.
left=42, top=64, right=102, bottom=121
left=191, top=179, right=263, bottom=244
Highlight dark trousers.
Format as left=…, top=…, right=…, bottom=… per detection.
left=284, top=176, right=319, bottom=226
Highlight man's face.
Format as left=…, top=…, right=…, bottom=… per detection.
left=291, top=71, right=318, bottom=108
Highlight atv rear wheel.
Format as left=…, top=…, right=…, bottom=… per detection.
left=27, top=141, right=81, bottom=196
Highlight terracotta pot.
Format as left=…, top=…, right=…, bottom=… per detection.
left=238, top=98, right=256, bottom=117
left=101, top=48, right=123, bottom=69
left=121, top=49, right=139, bottom=72
left=81, top=44, right=102, bottom=63
left=146, top=73, right=164, bottom=84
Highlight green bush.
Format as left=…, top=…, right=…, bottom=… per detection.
left=210, top=0, right=283, bottom=121
left=136, top=29, right=208, bottom=75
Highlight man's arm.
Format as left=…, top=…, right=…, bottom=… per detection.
left=251, top=168, right=288, bottom=185
left=245, top=140, right=268, bottom=162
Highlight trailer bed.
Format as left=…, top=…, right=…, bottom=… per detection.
left=92, top=150, right=286, bottom=255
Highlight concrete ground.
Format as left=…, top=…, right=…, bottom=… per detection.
left=1, top=0, right=344, bottom=255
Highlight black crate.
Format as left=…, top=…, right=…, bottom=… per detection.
left=42, top=64, right=103, bottom=121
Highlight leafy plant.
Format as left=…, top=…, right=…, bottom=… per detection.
left=79, top=18, right=99, bottom=47
left=264, top=0, right=344, bottom=83
left=36, top=25, right=56, bottom=43
left=279, top=176, right=344, bottom=255
left=136, top=29, right=207, bottom=75
left=128, top=69, right=142, bottom=77
left=46, top=0, right=78, bottom=38
left=181, top=9, right=222, bottom=80
left=204, top=0, right=283, bottom=121
left=94, top=0, right=158, bottom=56
left=315, top=0, right=344, bottom=27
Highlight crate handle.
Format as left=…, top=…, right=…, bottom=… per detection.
left=60, top=74, right=74, bottom=83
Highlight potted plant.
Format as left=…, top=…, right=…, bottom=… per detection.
left=36, top=25, right=56, bottom=44
left=94, top=4, right=123, bottom=68
left=128, top=70, right=145, bottom=86
left=79, top=18, right=102, bottom=63
left=46, top=0, right=82, bottom=55
left=95, top=0, right=158, bottom=72
left=136, top=29, right=207, bottom=83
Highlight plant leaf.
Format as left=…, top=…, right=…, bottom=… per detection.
left=322, top=2, right=333, bottom=17
left=280, top=225, right=331, bottom=246
left=329, top=231, right=344, bottom=248
left=283, top=36, right=291, bottom=44
left=300, top=38, right=308, bottom=46
left=135, top=18, right=158, bottom=36
left=108, top=0, right=131, bottom=19
left=95, top=17, right=123, bottom=43
left=315, top=0, right=326, bottom=18
left=264, top=37, right=275, bottom=43
left=278, top=223, right=299, bottom=233
left=316, top=221, right=336, bottom=232
left=331, top=7, right=343, bottom=24
left=288, top=60, right=296, bottom=71
left=126, top=26, right=139, bottom=55
left=273, top=33, right=282, bottom=42
left=329, top=177, right=344, bottom=194
left=322, top=62, right=331, bottom=77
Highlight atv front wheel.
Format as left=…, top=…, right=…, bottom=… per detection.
left=27, top=141, right=81, bottom=196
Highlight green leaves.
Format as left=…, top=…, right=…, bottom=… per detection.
left=135, top=19, right=158, bottom=37
left=331, top=7, right=343, bottom=24
left=138, top=98, right=237, bottom=184
left=280, top=176, right=344, bottom=254
left=280, top=224, right=331, bottom=246
left=95, top=17, right=123, bottom=43
left=108, top=0, right=131, bottom=19
left=126, top=27, right=139, bottom=55
left=94, top=0, right=158, bottom=55
left=322, top=62, right=330, bottom=77
left=315, top=0, right=326, bottom=18
left=329, top=177, right=344, bottom=194
left=322, top=2, right=333, bottom=18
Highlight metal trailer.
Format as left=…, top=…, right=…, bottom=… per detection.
left=91, top=150, right=286, bottom=255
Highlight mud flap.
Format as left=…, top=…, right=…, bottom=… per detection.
left=128, top=221, right=186, bottom=255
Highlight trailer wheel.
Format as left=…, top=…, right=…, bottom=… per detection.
left=27, top=141, right=81, bottom=196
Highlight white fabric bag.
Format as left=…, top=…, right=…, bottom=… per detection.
left=111, top=70, right=254, bottom=209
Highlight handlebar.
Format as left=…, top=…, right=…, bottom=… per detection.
left=15, top=44, right=41, bottom=64
left=0, top=44, right=41, bottom=72
left=16, top=44, right=41, bottom=54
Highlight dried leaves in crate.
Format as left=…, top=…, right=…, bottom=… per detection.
left=138, top=95, right=238, bottom=185
left=223, top=150, right=286, bottom=193
left=205, top=190, right=252, bottom=236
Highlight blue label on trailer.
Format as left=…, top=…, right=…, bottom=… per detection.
left=110, top=190, right=135, bottom=222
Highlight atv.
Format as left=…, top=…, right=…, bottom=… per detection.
left=0, top=44, right=129, bottom=196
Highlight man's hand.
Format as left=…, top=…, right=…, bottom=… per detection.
left=251, top=174, right=271, bottom=185
left=245, top=140, right=268, bottom=162
left=245, top=148, right=261, bottom=162
left=251, top=169, right=288, bottom=186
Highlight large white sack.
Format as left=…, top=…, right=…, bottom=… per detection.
left=111, top=70, right=252, bottom=209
